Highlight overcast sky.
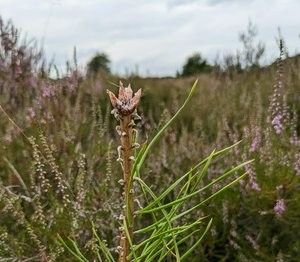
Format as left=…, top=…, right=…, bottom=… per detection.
left=1, top=0, right=299, bottom=76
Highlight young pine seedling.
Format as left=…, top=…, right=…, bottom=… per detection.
left=107, top=81, right=142, bottom=262
left=59, top=80, right=252, bottom=262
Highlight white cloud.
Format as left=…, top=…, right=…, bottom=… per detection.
left=0, top=0, right=299, bottom=76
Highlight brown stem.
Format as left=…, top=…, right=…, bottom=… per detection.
left=119, top=115, right=134, bottom=262
left=107, top=82, right=141, bottom=261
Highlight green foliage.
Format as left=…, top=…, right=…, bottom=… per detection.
left=87, top=52, right=111, bottom=75
left=180, top=53, right=213, bottom=76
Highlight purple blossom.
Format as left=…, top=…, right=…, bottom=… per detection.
left=248, top=125, right=261, bottom=153
left=250, top=181, right=261, bottom=191
left=3, top=133, right=12, bottom=143
left=245, top=163, right=254, bottom=176
left=294, top=154, right=300, bottom=176
left=67, top=72, right=79, bottom=93
left=239, top=179, right=245, bottom=186
left=41, top=81, right=56, bottom=98
left=27, top=107, right=36, bottom=118
left=249, top=174, right=261, bottom=191
left=244, top=163, right=261, bottom=191
left=274, top=199, right=285, bottom=215
left=272, top=114, right=283, bottom=134
left=250, top=136, right=260, bottom=152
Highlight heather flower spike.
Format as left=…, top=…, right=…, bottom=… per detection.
left=107, top=81, right=141, bottom=117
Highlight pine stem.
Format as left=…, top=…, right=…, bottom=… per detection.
left=119, top=115, right=134, bottom=262
left=107, top=82, right=141, bottom=262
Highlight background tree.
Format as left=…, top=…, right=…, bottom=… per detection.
left=180, top=52, right=213, bottom=77
left=239, top=20, right=265, bottom=68
left=87, top=52, right=111, bottom=75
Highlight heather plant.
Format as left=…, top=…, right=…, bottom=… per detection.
left=1, top=16, right=300, bottom=262
left=184, top=41, right=300, bottom=261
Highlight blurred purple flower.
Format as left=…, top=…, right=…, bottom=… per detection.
left=245, top=163, right=261, bottom=191
left=27, top=107, right=36, bottom=118
left=41, top=81, right=56, bottom=98
left=272, top=114, right=283, bottom=134
left=250, top=181, right=261, bottom=191
left=245, top=163, right=254, bottom=176
left=295, top=154, right=300, bottom=176
left=274, top=199, right=285, bottom=215
left=250, top=136, right=260, bottom=152
left=3, top=133, right=12, bottom=143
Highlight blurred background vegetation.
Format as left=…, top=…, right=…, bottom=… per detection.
left=0, top=16, right=300, bottom=261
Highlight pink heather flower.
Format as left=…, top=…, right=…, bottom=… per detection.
left=245, top=163, right=254, bottom=176
left=107, top=81, right=141, bottom=116
left=249, top=137, right=259, bottom=152
left=272, top=114, right=283, bottom=134
left=27, top=107, right=36, bottom=118
left=250, top=181, right=261, bottom=191
left=41, top=81, right=56, bottom=98
left=295, top=154, right=300, bottom=176
left=3, top=133, right=12, bottom=143
left=244, top=161, right=260, bottom=191
left=274, top=199, right=285, bottom=215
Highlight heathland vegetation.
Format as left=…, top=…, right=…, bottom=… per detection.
left=0, top=17, right=300, bottom=261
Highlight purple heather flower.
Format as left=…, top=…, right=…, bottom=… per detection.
left=244, top=161, right=261, bottom=191
left=295, top=154, right=300, bottom=176
left=27, top=107, right=36, bottom=118
left=251, top=181, right=261, bottom=191
left=272, top=115, right=283, bottom=134
left=274, top=199, right=285, bottom=215
left=41, top=81, right=56, bottom=98
left=245, top=163, right=254, bottom=176
left=250, top=136, right=259, bottom=152
left=3, top=133, right=12, bottom=143
left=239, top=179, right=245, bottom=186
